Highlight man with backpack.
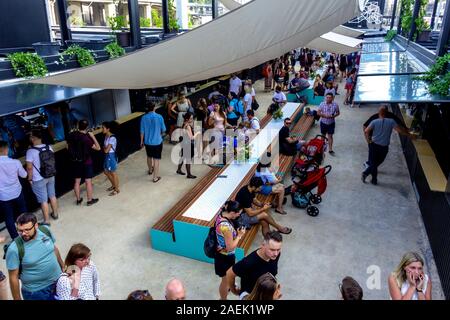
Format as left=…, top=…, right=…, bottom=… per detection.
left=0, top=141, right=28, bottom=240
left=66, top=120, right=101, bottom=206
left=5, top=213, right=64, bottom=300
left=26, top=130, right=58, bottom=225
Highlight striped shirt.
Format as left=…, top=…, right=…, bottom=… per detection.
left=318, top=102, right=339, bottom=125
left=56, top=261, right=101, bottom=300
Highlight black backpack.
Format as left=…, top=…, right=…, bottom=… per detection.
left=67, top=132, right=87, bottom=163
left=32, top=145, right=56, bottom=178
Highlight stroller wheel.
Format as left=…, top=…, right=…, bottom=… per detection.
left=307, top=206, right=319, bottom=217
left=311, top=194, right=322, bottom=204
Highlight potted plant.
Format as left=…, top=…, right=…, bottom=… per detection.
left=7, top=52, right=48, bottom=78
left=162, top=0, right=181, bottom=39
left=105, top=41, right=126, bottom=59
left=108, top=15, right=130, bottom=47
left=273, top=108, right=284, bottom=121
left=59, top=45, right=96, bottom=67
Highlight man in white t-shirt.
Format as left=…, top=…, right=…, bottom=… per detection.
left=26, top=130, right=59, bottom=225
left=229, top=74, right=242, bottom=97
left=246, top=110, right=260, bottom=134
left=272, top=86, right=287, bottom=105
left=243, top=87, right=253, bottom=122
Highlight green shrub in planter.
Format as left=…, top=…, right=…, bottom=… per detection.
left=385, top=30, right=397, bottom=42
left=416, top=54, right=450, bottom=96
left=7, top=52, right=48, bottom=78
left=273, top=108, right=284, bottom=120
left=60, top=45, right=96, bottom=67
left=105, top=42, right=126, bottom=59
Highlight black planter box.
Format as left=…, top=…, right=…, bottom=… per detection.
left=32, top=42, right=61, bottom=56
left=116, top=32, right=131, bottom=47
left=65, top=39, right=113, bottom=51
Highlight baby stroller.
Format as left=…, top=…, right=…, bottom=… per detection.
left=291, top=135, right=328, bottom=176
left=290, top=165, right=332, bottom=216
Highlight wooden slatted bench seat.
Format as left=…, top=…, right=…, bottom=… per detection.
left=152, top=113, right=273, bottom=234
left=183, top=113, right=314, bottom=243
left=238, top=114, right=315, bottom=254
left=151, top=102, right=310, bottom=262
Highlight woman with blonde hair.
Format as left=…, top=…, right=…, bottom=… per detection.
left=56, top=243, right=100, bottom=300
left=244, top=273, right=282, bottom=300
left=388, top=251, right=432, bottom=300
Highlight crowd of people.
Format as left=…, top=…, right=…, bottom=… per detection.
left=0, top=48, right=432, bottom=301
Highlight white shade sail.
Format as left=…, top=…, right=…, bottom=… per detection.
left=332, top=25, right=365, bottom=38
left=307, top=32, right=363, bottom=54
left=220, top=0, right=241, bottom=11
left=30, top=0, right=361, bottom=89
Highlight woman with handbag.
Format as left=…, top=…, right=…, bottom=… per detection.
left=214, top=200, right=245, bottom=300
left=56, top=243, right=100, bottom=300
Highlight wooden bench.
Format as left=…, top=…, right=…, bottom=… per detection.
left=152, top=113, right=273, bottom=233
left=178, top=113, right=314, bottom=252
left=151, top=102, right=311, bottom=262
left=238, top=114, right=315, bottom=253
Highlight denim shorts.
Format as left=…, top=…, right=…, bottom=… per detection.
left=31, top=177, right=56, bottom=203
left=236, top=212, right=259, bottom=229
left=260, top=185, right=273, bottom=195
left=104, top=153, right=118, bottom=172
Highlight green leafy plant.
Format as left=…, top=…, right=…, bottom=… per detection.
left=151, top=9, right=163, bottom=28
left=105, top=41, right=125, bottom=59
left=168, top=0, right=181, bottom=32
left=416, top=54, right=450, bottom=96
left=107, top=15, right=128, bottom=32
left=140, top=17, right=151, bottom=28
left=401, top=0, right=414, bottom=37
left=7, top=52, right=48, bottom=78
left=416, top=0, right=430, bottom=35
left=401, top=0, right=429, bottom=40
left=385, top=30, right=397, bottom=41
left=60, top=45, right=96, bottom=67
left=309, top=72, right=317, bottom=80
left=273, top=108, right=284, bottom=120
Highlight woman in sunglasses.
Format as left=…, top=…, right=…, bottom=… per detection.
left=56, top=243, right=100, bottom=300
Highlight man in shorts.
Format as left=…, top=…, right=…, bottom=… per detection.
left=318, top=93, right=340, bottom=155
left=140, top=102, right=166, bottom=183
left=235, top=177, right=291, bottom=236
left=66, top=120, right=101, bottom=206
left=26, top=130, right=58, bottom=224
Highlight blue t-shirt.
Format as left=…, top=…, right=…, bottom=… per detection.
left=6, top=226, right=61, bottom=292
left=230, top=99, right=244, bottom=116
left=140, top=112, right=166, bottom=146
left=368, top=118, right=397, bottom=147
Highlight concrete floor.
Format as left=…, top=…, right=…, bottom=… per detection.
left=0, top=78, right=444, bottom=300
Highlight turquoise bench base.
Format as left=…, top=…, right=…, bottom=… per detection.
left=287, top=90, right=324, bottom=105
left=151, top=221, right=245, bottom=264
